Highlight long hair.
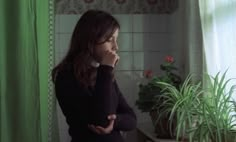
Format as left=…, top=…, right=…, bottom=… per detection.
left=52, top=10, right=120, bottom=88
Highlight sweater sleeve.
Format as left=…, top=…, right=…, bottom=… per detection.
left=113, top=81, right=137, bottom=131
left=88, top=65, right=115, bottom=127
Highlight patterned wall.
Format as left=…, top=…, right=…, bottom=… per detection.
left=56, top=0, right=178, bottom=14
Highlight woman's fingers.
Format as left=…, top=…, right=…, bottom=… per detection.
left=108, top=114, right=117, bottom=120
left=101, top=51, right=119, bottom=67
left=88, top=114, right=117, bottom=135
left=115, top=56, right=119, bottom=66
left=88, top=116, right=116, bottom=135
left=95, top=119, right=114, bottom=134
left=88, top=124, right=102, bottom=134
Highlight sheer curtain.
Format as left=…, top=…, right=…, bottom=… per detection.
left=181, top=0, right=203, bottom=80
left=0, top=0, right=58, bottom=142
left=199, top=0, right=236, bottom=99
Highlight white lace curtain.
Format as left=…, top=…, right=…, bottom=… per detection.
left=199, top=0, right=236, bottom=99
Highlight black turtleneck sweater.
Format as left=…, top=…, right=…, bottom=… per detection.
left=54, top=65, right=137, bottom=142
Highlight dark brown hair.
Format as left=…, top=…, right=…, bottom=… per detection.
left=52, top=10, right=120, bottom=88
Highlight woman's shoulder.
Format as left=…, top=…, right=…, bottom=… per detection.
left=55, top=64, right=75, bottom=83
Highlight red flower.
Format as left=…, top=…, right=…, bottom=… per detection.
left=143, top=69, right=153, bottom=79
left=165, top=55, right=174, bottom=63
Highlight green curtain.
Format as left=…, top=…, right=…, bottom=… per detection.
left=0, top=0, right=58, bottom=142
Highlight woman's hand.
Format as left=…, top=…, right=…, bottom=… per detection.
left=88, top=114, right=117, bottom=135
left=101, top=51, right=119, bottom=67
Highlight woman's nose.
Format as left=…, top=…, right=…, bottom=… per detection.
left=113, top=41, right=118, bottom=51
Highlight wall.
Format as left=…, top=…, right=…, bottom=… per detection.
left=54, top=0, right=183, bottom=142
left=55, top=0, right=178, bottom=14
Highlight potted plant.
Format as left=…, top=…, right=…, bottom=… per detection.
left=156, top=71, right=236, bottom=142
left=190, top=71, right=236, bottom=142
left=155, top=74, right=203, bottom=141
left=135, top=55, right=182, bottom=138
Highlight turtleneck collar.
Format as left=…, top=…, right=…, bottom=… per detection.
left=91, top=60, right=100, bottom=68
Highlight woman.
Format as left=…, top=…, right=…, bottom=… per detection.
left=52, top=10, right=137, bottom=142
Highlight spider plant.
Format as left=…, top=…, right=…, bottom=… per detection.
left=191, top=71, right=236, bottom=142
left=154, top=74, right=203, bottom=142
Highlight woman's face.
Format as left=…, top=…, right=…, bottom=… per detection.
left=94, top=28, right=119, bottom=62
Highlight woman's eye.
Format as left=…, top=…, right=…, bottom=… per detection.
left=107, top=38, right=112, bottom=42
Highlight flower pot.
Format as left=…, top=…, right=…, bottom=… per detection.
left=210, top=131, right=236, bottom=142
left=149, top=110, right=176, bottom=139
